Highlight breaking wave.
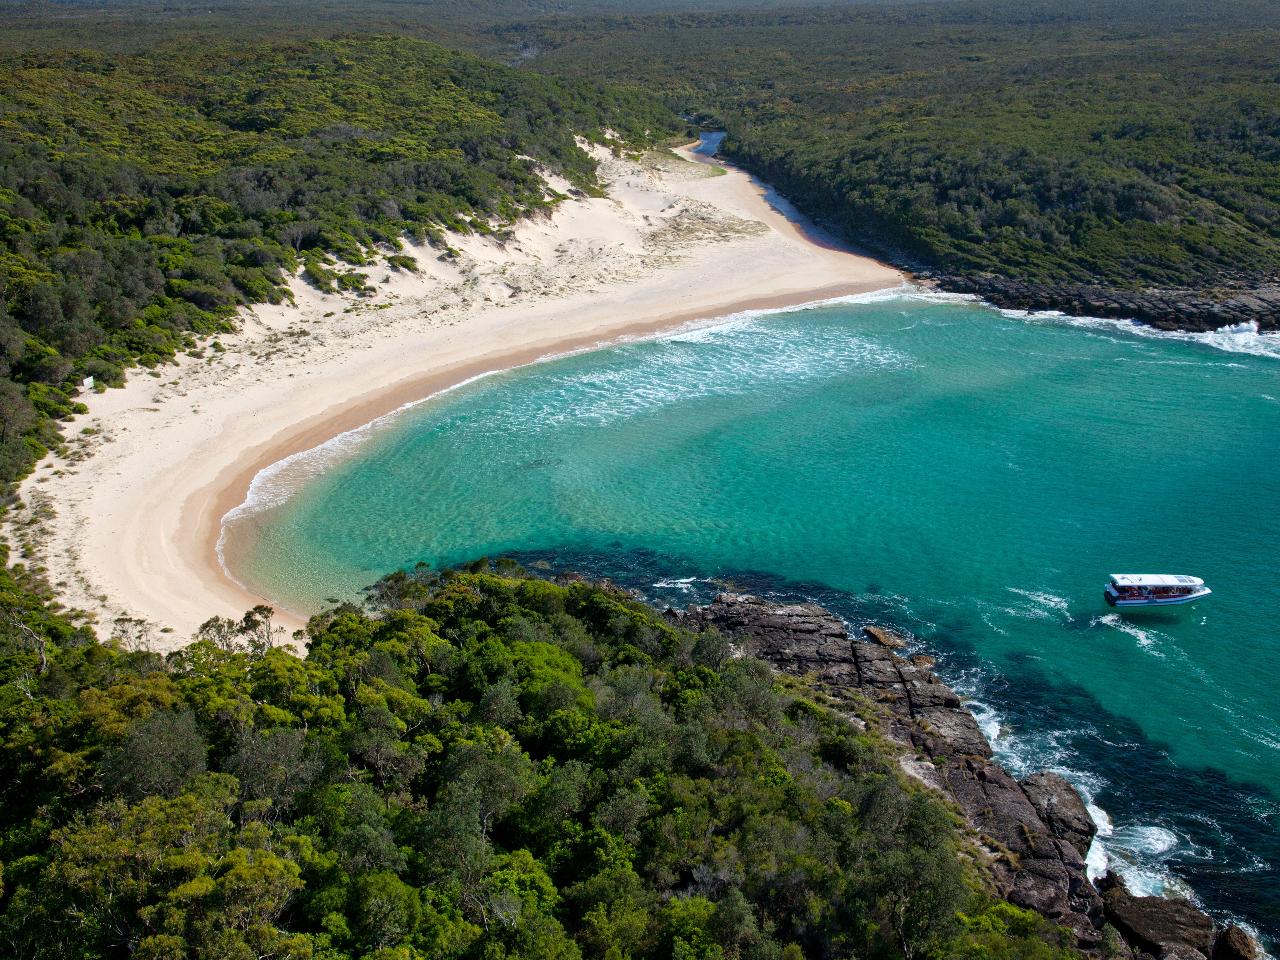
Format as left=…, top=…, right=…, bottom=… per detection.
left=952, top=675, right=1201, bottom=900
left=1008, top=309, right=1280, bottom=360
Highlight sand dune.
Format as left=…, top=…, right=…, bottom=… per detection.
left=7, top=142, right=902, bottom=648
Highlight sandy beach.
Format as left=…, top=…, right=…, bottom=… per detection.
left=7, top=142, right=901, bottom=648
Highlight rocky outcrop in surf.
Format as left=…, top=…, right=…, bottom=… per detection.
left=668, top=593, right=1262, bottom=960
left=1096, top=873, right=1261, bottom=960
left=671, top=594, right=1105, bottom=947
left=1022, top=771, right=1098, bottom=861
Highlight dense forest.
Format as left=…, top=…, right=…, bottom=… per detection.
left=518, top=0, right=1280, bottom=294
left=4, top=0, right=1278, bottom=317
left=0, top=36, right=681, bottom=490
left=0, top=562, right=1082, bottom=959
left=0, top=0, right=915, bottom=68
left=0, top=3, right=1276, bottom=954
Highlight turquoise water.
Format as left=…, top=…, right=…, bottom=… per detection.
left=224, top=289, right=1280, bottom=942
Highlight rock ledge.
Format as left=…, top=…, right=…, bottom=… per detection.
left=670, top=594, right=1261, bottom=960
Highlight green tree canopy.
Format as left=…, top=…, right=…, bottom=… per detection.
left=0, top=561, right=1081, bottom=960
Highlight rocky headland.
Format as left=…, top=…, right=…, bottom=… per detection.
left=668, top=593, right=1261, bottom=960
left=933, top=274, right=1280, bottom=333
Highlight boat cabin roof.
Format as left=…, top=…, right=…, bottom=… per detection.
left=1109, top=574, right=1204, bottom=588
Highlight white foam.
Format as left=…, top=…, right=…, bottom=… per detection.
left=808, top=283, right=1279, bottom=365
left=1126, top=824, right=1180, bottom=858
left=1068, top=779, right=1203, bottom=902
left=220, top=278, right=1270, bottom=540
left=221, top=366, right=504, bottom=526
left=217, top=278, right=1276, bottom=607
left=213, top=360, right=519, bottom=584
left=998, top=603, right=1052, bottom=621
left=1085, top=801, right=1115, bottom=880
left=940, top=653, right=1280, bottom=952
left=1099, top=824, right=1203, bottom=900
left=652, top=576, right=716, bottom=592
left=977, top=589, right=1072, bottom=636
left=1013, top=310, right=1280, bottom=360
left=214, top=283, right=915, bottom=575
left=1091, top=613, right=1166, bottom=658
left=950, top=669, right=1209, bottom=909
left=651, top=282, right=920, bottom=344
left=1006, top=587, right=1071, bottom=615
left=964, top=698, right=1005, bottom=745
left=498, top=309, right=910, bottom=433
left=1242, top=727, right=1280, bottom=752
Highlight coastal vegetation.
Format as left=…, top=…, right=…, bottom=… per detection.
left=0, top=563, right=1081, bottom=959
left=517, top=0, right=1280, bottom=294
left=0, top=1, right=1276, bottom=954
left=5, top=0, right=1279, bottom=487
left=0, top=36, right=681, bottom=490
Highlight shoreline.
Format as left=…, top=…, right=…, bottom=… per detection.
left=677, top=592, right=1268, bottom=958
left=933, top=272, right=1280, bottom=335
left=11, top=140, right=902, bottom=646
left=208, top=277, right=895, bottom=630
left=712, top=144, right=1280, bottom=335
left=11, top=136, right=1272, bottom=955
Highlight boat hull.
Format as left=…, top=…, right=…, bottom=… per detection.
left=1105, top=588, right=1211, bottom=608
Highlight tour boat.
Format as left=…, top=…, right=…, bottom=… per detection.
left=1104, top=574, right=1211, bottom=608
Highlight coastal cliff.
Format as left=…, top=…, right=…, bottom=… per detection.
left=669, top=594, right=1261, bottom=960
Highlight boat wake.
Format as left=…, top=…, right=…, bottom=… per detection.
left=1006, top=587, right=1072, bottom=616
left=1091, top=613, right=1166, bottom=657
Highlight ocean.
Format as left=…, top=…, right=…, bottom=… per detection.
left=221, top=288, right=1280, bottom=946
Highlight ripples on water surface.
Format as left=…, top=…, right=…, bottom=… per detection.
left=224, top=289, right=1280, bottom=945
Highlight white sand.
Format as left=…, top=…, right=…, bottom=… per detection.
left=7, top=143, right=902, bottom=648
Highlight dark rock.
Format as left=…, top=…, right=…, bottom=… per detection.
left=915, top=706, right=991, bottom=758
left=863, top=624, right=909, bottom=648
left=1095, top=871, right=1126, bottom=894
left=677, top=594, right=856, bottom=688
left=1021, top=771, right=1098, bottom=858
left=682, top=593, right=1105, bottom=950
left=934, top=274, right=1280, bottom=333
left=1212, top=925, right=1261, bottom=960
left=680, top=595, right=1243, bottom=960
left=1103, top=881, right=1215, bottom=959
